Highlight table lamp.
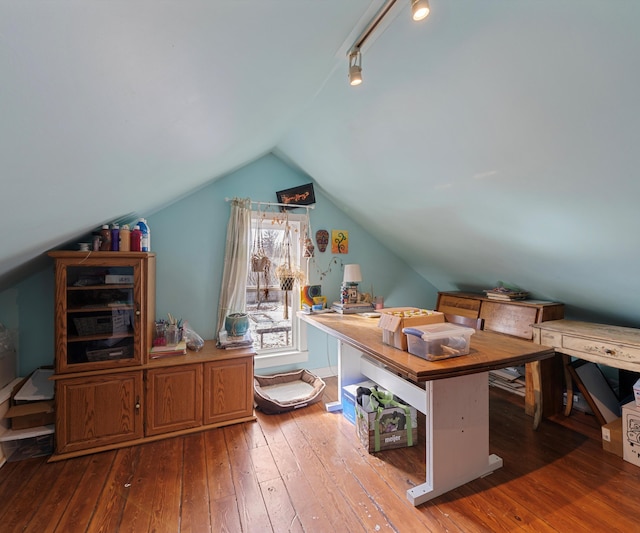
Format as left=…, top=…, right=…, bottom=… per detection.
left=341, top=264, right=362, bottom=304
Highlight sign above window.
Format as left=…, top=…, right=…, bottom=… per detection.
left=276, top=183, right=315, bottom=210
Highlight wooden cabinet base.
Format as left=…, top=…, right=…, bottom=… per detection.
left=49, top=253, right=257, bottom=462
left=48, top=414, right=257, bottom=462
left=50, top=340, right=256, bottom=462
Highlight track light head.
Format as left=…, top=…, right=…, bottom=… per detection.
left=348, top=50, right=363, bottom=86
left=411, top=0, right=430, bottom=21
left=345, top=1, right=430, bottom=86
left=349, top=65, right=362, bottom=86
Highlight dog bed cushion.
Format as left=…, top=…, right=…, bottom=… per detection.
left=254, top=369, right=326, bottom=414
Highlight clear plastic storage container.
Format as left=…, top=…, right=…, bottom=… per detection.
left=402, top=323, right=475, bottom=361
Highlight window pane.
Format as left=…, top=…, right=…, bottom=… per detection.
left=246, top=212, right=302, bottom=353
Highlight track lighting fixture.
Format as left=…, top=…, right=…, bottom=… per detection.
left=411, top=0, right=430, bottom=21
left=348, top=50, right=363, bottom=86
left=346, top=0, right=430, bottom=86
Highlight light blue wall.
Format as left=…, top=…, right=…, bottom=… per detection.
left=149, top=153, right=438, bottom=373
left=0, top=153, right=437, bottom=375
left=0, top=269, right=54, bottom=376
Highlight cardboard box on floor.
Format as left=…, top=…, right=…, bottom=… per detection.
left=602, top=417, right=622, bottom=457
left=5, top=367, right=55, bottom=431
left=0, top=368, right=55, bottom=463
left=377, top=308, right=444, bottom=351
left=5, top=401, right=55, bottom=430
left=623, top=401, right=640, bottom=467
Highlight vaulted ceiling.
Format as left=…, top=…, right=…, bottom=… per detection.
left=2, top=1, right=639, bottom=325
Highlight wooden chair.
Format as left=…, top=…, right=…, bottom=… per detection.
left=443, top=313, right=484, bottom=330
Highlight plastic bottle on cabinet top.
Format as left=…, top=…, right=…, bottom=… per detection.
left=130, top=225, right=142, bottom=252
left=119, top=224, right=130, bottom=252
left=110, top=224, right=120, bottom=251
left=99, top=225, right=111, bottom=251
left=137, top=218, right=151, bottom=252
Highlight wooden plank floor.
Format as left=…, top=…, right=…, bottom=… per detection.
left=0, top=377, right=638, bottom=532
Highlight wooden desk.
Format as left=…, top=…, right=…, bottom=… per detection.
left=533, top=319, right=640, bottom=423
left=436, top=291, right=565, bottom=418
left=300, top=312, right=554, bottom=506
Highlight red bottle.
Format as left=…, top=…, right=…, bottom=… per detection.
left=130, top=225, right=142, bottom=252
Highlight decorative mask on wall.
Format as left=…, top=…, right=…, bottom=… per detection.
left=315, top=229, right=329, bottom=253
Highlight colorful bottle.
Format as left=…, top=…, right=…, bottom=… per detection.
left=92, top=233, right=101, bottom=251
left=110, top=224, right=120, bottom=251
left=130, top=225, right=142, bottom=252
left=137, top=218, right=151, bottom=252
left=119, top=224, right=130, bottom=252
left=99, top=225, right=111, bottom=251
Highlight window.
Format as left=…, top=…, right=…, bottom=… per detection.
left=246, top=210, right=306, bottom=355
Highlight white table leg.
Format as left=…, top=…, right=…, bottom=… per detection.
left=335, top=343, right=502, bottom=506
left=337, top=342, right=368, bottom=406
left=407, top=372, right=502, bottom=506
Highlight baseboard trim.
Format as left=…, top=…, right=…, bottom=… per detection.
left=254, top=350, right=308, bottom=370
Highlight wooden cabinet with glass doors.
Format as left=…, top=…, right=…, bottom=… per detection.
left=48, top=251, right=156, bottom=458
left=48, top=251, right=255, bottom=462
left=49, top=251, right=156, bottom=373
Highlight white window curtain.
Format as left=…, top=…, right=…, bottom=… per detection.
left=216, top=197, right=251, bottom=338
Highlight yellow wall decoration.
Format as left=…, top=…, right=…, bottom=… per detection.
left=332, top=230, right=349, bottom=254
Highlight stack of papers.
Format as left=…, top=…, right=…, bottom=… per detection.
left=217, top=330, right=253, bottom=350
left=13, top=368, right=55, bottom=401
left=331, top=302, right=375, bottom=314
left=489, top=367, right=525, bottom=396
left=149, top=341, right=187, bottom=359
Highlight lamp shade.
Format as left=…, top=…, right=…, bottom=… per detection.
left=343, top=264, right=362, bottom=283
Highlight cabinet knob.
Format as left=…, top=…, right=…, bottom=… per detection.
left=135, top=396, right=141, bottom=411
left=135, top=310, right=141, bottom=316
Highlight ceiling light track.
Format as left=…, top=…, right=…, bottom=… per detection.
left=347, top=0, right=430, bottom=86
left=350, top=0, right=398, bottom=55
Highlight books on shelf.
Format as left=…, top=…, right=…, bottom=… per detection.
left=483, top=289, right=529, bottom=301
left=331, top=302, right=375, bottom=314
left=149, top=340, right=187, bottom=358
left=105, top=274, right=134, bottom=284
left=217, top=330, right=253, bottom=350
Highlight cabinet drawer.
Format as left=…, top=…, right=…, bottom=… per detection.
left=437, top=295, right=480, bottom=318
left=534, top=329, right=563, bottom=348
left=562, top=335, right=640, bottom=365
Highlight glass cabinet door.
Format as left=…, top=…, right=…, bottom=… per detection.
left=58, top=260, right=143, bottom=372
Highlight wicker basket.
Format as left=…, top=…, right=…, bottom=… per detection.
left=279, top=277, right=295, bottom=291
